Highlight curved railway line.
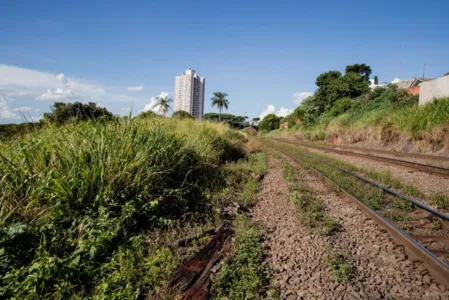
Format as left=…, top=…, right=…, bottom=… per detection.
left=273, top=138, right=449, bottom=179
left=268, top=142, right=449, bottom=288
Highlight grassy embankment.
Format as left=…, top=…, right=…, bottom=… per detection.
left=270, top=96, right=449, bottom=154
left=0, top=117, right=271, bottom=299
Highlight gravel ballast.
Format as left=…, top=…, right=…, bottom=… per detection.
left=251, top=157, right=448, bottom=299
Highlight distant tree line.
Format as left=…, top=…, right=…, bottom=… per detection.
left=203, top=112, right=248, bottom=128
left=0, top=102, right=114, bottom=141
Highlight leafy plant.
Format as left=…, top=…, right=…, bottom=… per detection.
left=433, top=193, right=449, bottom=209
left=325, top=252, right=354, bottom=283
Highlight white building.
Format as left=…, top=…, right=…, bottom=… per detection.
left=174, top=68, right=206, bottom=119
left=419, top=75, right=449, bottom=105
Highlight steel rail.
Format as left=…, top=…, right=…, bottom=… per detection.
left=293, top=138, right=449, bottom=162
left=275, top=138, right=449, bottom=178
left=293, top=148, right=449, bottom=221
left=273, top=146, right=449, bottom=288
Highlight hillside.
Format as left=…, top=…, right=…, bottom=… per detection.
left=262, top=64, right=449, bottom=154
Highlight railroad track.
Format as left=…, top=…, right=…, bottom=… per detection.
left=274, top=138, right=449, bottom=179
left=293, top=139, right=449, bottom=162
left=269, top=143, right=449, bottom=288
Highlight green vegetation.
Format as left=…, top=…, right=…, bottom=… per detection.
left=325, top=251, right=354, bottom=283
left=432, top=219, right=442, bottom=231
left=0, top=122, right=40, bottom=141
left=271, top=143, right=385, bottom=210
left=137, top=110, right=158, bottom=119
left=280, top=160, right=340, bottom=236
left=224, top=153, right=267, bottom=207
left=211, top=152, right=274, bottom=299
left=258, top=114, right=280, bottom=132
left=0, top=116, right=258, bottom=299
left=42, top=101, right=114, bottom=125
left=211, top=91, right=230, bottom=121
left=433, top=193, right=449, bottom=210
left=265, top=63, right=449, bottom=150
left=203, top=112, right=248, bottom=129
left=171, top=110, right=194, bottom=119
left=213, top=215, right=272, bottom=300
left=153, top=95, right=173, bottom=117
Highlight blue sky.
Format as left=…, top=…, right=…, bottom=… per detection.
left=1, top=0, right=448, bottom=123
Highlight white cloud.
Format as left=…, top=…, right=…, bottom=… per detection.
left=7, top=91, right=29, bottom=97
left=259, top=105, right=293, bottom=120
left=0, top=64, right=109, bottom=103
left=141, top=92, right=169, bottom=113
left=392, top=78, right=401, bottom=83
left=292, top=92, right=313, bottom=105
left=0, top=96, right=19, bottom=119
left=259, top=105, right=276, bottom=120
left=13, top=106, right=40, bottom=112
left=37, top=88, right=73, bottom=101
left=277, top=106, right=293, bottom=117
left=127, top=85, right=144, bottom=92
left=56, top=73, right=66, bottom=82
left=0, top=64, right=150, bottom=120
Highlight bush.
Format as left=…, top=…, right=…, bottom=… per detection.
left=172, top=110, right=194, bottom=119
left=0, top=118, right=243, bottom=298
left=137, top=110, right=157, bottom=119
left=258, top=114, right=280, bottom=132
left=43, top=102, right=113, bottom=124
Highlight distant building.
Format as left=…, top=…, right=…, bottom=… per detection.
left=369, top=79, right=386, bottom=89
left=393, top=77, right=434, bottom=96
left=174, top=68, right=205, bottom=120
left=419, top=74, right=449, bottom=105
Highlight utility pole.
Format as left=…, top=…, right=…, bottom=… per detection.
left=422, top=64, right=427, bottom=79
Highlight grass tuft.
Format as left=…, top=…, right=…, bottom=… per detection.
left=325, top=251, right=354, bottom=283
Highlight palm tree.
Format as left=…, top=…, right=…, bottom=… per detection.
left=211, top=92, right=229, bottom=121
left=153, top=96, right=173, bottom=117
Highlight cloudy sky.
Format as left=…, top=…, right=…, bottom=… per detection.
left=1, top=0, right=448, bottom=123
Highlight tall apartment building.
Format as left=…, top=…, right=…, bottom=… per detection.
left=174, top=68, right=206, bottom=119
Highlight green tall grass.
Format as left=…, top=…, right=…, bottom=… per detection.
left=0, top=118, right=245, bottom=299
left=333, top=97, right=449, bottom=137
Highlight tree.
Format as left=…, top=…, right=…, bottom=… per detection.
left=374, top=76, right=379, bottom=85
left=252, top=117, right=260, bottom=125
left=137, top=110, right=157, bottom=119
left=172, top=110, right=194, bottom=119
left=43, top=102, right=113, bottom=125
left=210, top=92, right=229, bottom=121
left=153, top=96, right=172, bottom=117
left=345, top=64, right=372, bottom=81
left=258, top=114, right=280, bottom=132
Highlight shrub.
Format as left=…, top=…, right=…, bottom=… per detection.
left=258, top=114, right=280, bottom=132
left=0, top=117, right=242, bottom=298
left=137, top=110, right=157, bottom=119
left=172, top=110, right=194, bottom=119
left=43, top=102, right=113, bottom=124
